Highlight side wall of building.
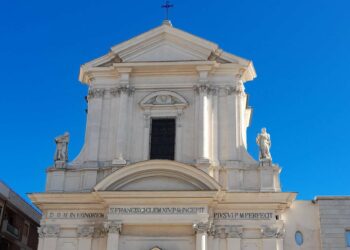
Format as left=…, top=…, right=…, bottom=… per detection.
left=282, top=201, right=321, bottom=250
left=317, top=198, right=350, bottom=250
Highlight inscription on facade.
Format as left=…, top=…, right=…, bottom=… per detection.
left=214, top=211, right=274, bottom=220
left=47, top=211, right=105, bottom=219
left=109, top=207, right=206, bottom=215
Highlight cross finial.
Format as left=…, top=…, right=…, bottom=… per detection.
left=161, top=0, right=174, bottom=20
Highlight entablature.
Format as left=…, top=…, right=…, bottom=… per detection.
left=80, top=61, right=255, bottom=85
left=29, top=191, right=296, bottom=211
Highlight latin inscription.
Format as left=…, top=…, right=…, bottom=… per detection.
left=109, top=207, right=206, bottom=215
left=47, top=211, right=105, bottom=219
left=214, top=212, right=274, bottom=220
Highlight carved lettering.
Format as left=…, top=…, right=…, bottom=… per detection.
left=47, top=211, right=105, bottom=220
left=214, top=212, right=274, bottom=220
left=109, top=207, right=206, bottom=215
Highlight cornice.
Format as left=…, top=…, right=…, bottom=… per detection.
left=79, top=61, right=255, bottom=85
left=29, top=191, right=296, bottom=211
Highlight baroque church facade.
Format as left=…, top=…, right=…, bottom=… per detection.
left=29, top=21, right=350, bottom=250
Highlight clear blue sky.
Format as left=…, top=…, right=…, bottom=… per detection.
left=0, top=0, right=349, bottom=203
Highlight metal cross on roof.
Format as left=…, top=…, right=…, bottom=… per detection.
left=161, top=0, right=174, bottom=20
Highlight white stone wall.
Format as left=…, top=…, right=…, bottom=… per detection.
left=317, top=197, right=350, bottom=250
left=282, top=201, right=321, bottom=250
left=45, top=69, right=282, bottom=193
left=73, top=72, right=253, bottom=166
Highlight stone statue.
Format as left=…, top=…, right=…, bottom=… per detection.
left=256, top=128, right=272, bottom=164
left=54, top=132, right=69, bottom=167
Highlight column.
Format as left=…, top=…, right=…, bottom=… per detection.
left=77, top=225, right=94, bottom=250
left=194, top=85, right=210, bottom=164
left=105, top=221, right=122, bottom=250
left=235, top=80, right=245, bottom=156
left=195, top=65, right=212, bottom=169
left=38, top=224, right=60, bottom=250
left=113, top=67, right=133, bottom=165
left=210, top=86, right=219, bottom=180
left=193, top=222, right=209, bottom=250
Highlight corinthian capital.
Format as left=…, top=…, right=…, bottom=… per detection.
left=211, top=225, right=242, bottom=239
left=38, top=224, right=60, bottom=238
left=226, top=225, right=243, bottom=238
left=193, top=84, right=211, bottom=95
left=77, top=225, right=94, bottom=238
left=119, top=85, right=135, bottom=96
left=110, top=85, right=135, bottom=96
left=261, top=225, right=285, bottom=238
left=225, top=83, right=245, bottom=96
left=193, top=222, right=211, bottom=234
left=93, top=225, right=107, bottom=238
left=104, top=220, right=122, bottom=234
left=88, top=88, right=105, bottom=99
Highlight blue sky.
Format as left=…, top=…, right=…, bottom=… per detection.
left=0, top=0, right=349, bottom=203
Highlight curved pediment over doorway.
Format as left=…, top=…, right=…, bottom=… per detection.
left=94, top=160, right=221, bottom=191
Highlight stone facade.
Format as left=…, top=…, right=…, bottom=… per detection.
left=316, top=197, right=350, bottom=250
left=29, top=21, right=349, bottom=250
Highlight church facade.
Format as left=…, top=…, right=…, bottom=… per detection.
left=29, top=21, right=348, bottom=250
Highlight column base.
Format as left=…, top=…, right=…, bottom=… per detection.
left=54, top=161, right=67, bottom=168
left=195, top=158, right=211, bottom=174
left=112, top=158, right=127, bottom=166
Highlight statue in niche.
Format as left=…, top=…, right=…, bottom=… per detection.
left=54, top=132, right=69, bottom=167
left=256, top=128, right=272, bottom=164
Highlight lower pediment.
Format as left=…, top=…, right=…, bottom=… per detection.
left=114, top=175, right=206, bottom=191
left=94, top=160, right=221, bottom=191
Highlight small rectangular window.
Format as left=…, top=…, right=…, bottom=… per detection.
left=150, top=118, right=176, bottom=160
left=346, top=230, right=350, bottom=247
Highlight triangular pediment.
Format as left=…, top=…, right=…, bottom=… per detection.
left=83, top=23, right=250, bottom=68
left=124, top=39, right=207, bottom=62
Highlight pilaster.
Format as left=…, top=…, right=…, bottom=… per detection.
left=105, top=220, right=122, bottom=250
left=112, top=67, right=134, bottom=166
left=261, top=225, right=285, bottom=250
left=194, top=66, right=213, bottom=174
left=38, top=224, right=60, bottom=250
left=86, top=87, right=105, bottom=162
left=77, top=225, right=94, bottom=250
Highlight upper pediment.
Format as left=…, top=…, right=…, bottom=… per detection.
left=123, top=39, right=207, bottom=62
left=82, top=22, right=251, bottom=67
